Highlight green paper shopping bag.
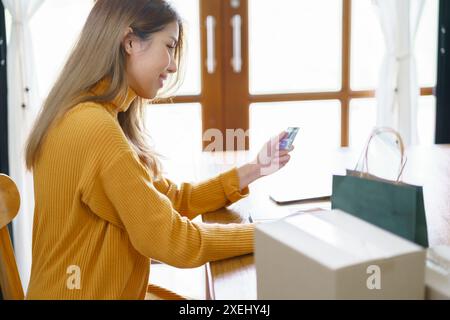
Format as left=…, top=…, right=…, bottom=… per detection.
left=331, top=127, right=429, bottom=247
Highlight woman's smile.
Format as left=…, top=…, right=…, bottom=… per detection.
left=159, top=74, right=168, bottom=88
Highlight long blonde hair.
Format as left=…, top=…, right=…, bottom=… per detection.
left=25, top=0, right=185, bottom=179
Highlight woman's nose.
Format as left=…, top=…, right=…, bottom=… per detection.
left=167, top=58, right=178, bottom=74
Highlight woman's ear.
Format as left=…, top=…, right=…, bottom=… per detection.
left=122, top=27, right=135, bottom=55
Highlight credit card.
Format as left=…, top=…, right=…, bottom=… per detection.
left=279, top=127, right=299, bottom=150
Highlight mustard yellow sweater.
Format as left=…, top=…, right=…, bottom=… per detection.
left=26, top=81, right=254, bottom=300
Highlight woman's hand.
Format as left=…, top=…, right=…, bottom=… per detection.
left=255, top=131, right=294, bottom=176
left=237, top=131, right=295, bottom=190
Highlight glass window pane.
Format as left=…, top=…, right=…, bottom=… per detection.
left=416, top=0, right=439, bottom=88
left=350, top=96, right=436, bottom=148
left=144, top=103, right=202, bottom=182
left=167, top=0, right=201, bottom=95
left=249, top=0, right=342, bottom=94
left=28, top=0, right=200, bottom=100
left=351, top=0, right=439, bottom=90
left=30, top=0, right=93, bottom=101
left=249, top=100, right=341, bottom=154
left=418, top=96, right=436, bottom=145
left=350, top=0, right=385, bottom=91
left=349, top=98, right=377, bottom=149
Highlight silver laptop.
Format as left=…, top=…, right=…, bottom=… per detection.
left=269, top=177, right=332, bottom=205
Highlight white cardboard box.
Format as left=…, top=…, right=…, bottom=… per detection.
left=425, top=245, right=450, bottom=300
left=255, top=209, right=426, bottom=299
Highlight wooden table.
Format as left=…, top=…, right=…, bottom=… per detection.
left=200, top=145, right=450, bottom=300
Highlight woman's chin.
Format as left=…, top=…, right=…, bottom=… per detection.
left=138, top=90, right=158, bottom=100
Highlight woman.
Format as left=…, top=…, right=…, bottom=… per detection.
left=24, top=0, right=293, bottom=299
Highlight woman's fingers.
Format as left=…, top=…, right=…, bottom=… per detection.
left=275, top=148, right=294, bottom=157
left=272, top=131, right=288, bottom=149
left=277, top=150, right=291, bottom=156
left=277, top=159, right=289, bottom=169
left=278, top=130, right=288, bottom=141
left=271, top=154, right=291, bottom=165
left=260, top=133, right=295, bottom=172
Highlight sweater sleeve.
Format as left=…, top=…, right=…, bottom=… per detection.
left=84, top=150, right=254, bottom=268
left=152, top=169, right=250, bottom=220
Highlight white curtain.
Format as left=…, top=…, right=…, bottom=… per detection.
left=2, top=0, right=44, bottom=293
left=373, top=0, right=425, bottom=146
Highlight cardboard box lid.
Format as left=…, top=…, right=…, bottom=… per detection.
left=257, top=209, right=424, bottom=270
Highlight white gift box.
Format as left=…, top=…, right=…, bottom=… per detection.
left=255, top=209, right=426, bottom=299
left=425, top=245, right=450, bottom=300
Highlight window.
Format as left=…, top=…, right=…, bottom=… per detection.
left=31, top=0, right=93, bottom=103
left=145, top=0, right=203, bottom=182
left=195, top=0, right=439, bottom=151
left=165, top=0, right=201, bottom=96
left=349, top=0, right=438, bottom=147
left=250, top=100, right=341, bottom=151
left=249, top=0, right=342, bottom=94
left=5, top=0, right=438, bottom=159
left=5, top=0, right=94, bottom=105
left=144, top=103, right=203, bottom=182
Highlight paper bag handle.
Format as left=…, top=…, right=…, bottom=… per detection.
left=354, top=127, right=407, bottom=183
